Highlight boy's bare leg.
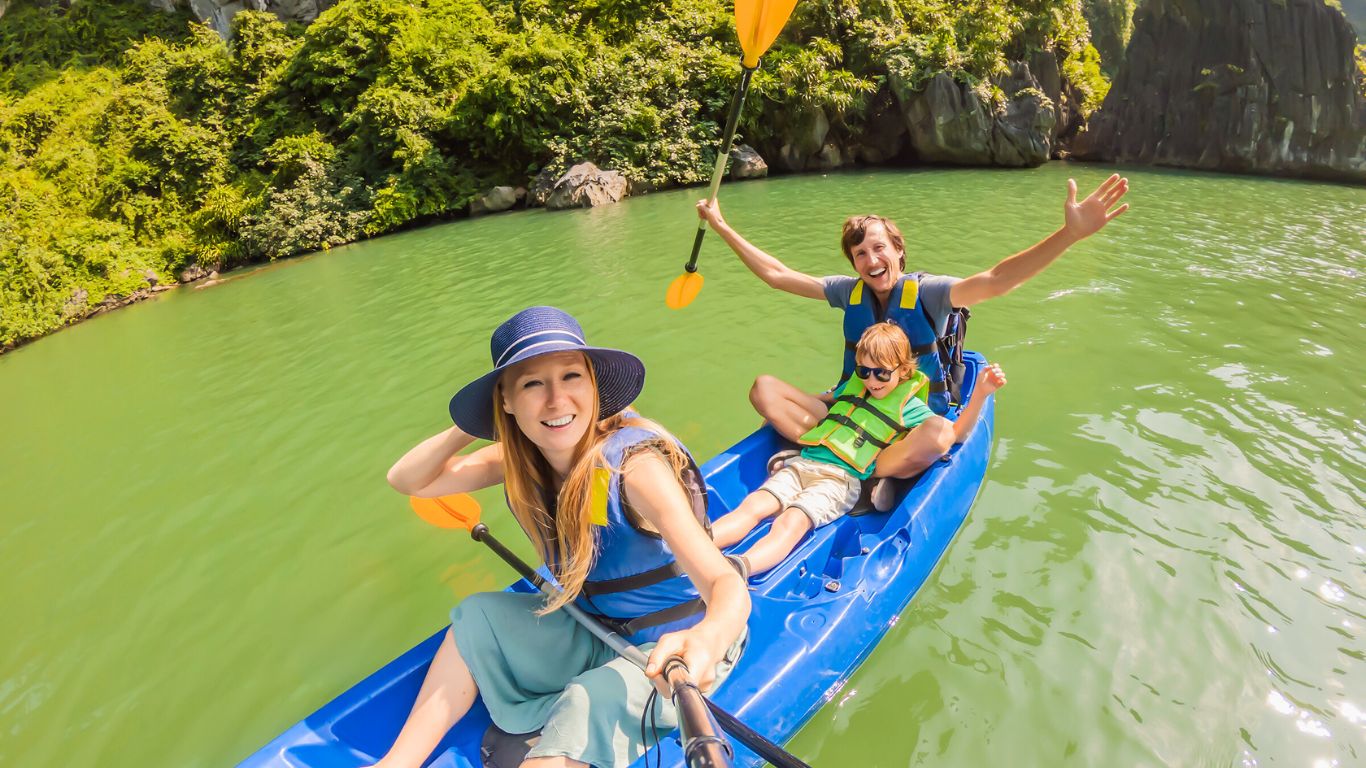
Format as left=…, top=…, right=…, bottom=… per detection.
left=871, top=416, right=956, bottom=480
left=750, top=375, right=829, bottom=442
left=711, top=490, right=782, bottom=548
left=740, top=508, right=814, bottom=575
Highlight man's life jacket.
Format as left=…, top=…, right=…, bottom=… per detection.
left=840, top=274, right=970, bottom=415
left=570, top=422, right=711, bottom=645
left=798, top=373, right=929, bottom=474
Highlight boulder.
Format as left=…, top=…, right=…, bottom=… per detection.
left=990, top=63, right=1057, bottom=167
left=142, top=269, right=160, bottom=287
left=470, top=185, right=517, bottom=215
left=544, top=162, right=628, bottom=210
left=729, top=144, right=768, bottom=179
left=1071, top=0, right=1366, bottom=183
left=526, top=166, right=561, bottom=208
left=179, top=264, right=209, bottom=283
left=154, top=0, right=338, bottom=37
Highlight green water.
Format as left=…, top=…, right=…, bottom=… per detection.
left=1, top=165, right=1362, bottom=767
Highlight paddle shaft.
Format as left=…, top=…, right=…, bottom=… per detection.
left=685, top=64, right=756, bottom=274
left=467, top=523, right=812, bottom=768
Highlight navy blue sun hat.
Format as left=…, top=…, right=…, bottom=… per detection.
left=449, top=306, right=646, bottom=440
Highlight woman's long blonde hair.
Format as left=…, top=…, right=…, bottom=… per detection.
left=491, top=358, right=696, bottom=614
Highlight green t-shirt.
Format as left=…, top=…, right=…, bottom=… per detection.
left=800, top=394, right=935, bottom=480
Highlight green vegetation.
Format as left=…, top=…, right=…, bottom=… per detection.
left=0, top=0, right=1103, bottom=349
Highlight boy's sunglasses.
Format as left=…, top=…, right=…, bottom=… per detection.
left=855, top=365, right=895, bottom=383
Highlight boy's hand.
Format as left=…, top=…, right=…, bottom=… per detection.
left=977, top=363, right=1007, bottom=395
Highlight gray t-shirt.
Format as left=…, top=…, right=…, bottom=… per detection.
left=821, top=274, right=960, bottom=336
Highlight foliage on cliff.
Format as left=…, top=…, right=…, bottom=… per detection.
left=0, top=0, right=1104, bottom=349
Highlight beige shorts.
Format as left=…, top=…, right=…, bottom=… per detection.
left=759, top=456, right=861, bottom=528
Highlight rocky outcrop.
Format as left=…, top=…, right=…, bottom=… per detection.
left=729, top=144, right=768, bottom=179
left=1071, top=0, right=1366, bottom=183
left=543, top=162, right=628, bottom=210
left=892, top=56, right=1071, bottom=168
left=152, top=0, right=337, bottom=38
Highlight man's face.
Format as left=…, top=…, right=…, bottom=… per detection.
left=849, top=222, right=903, bottom=295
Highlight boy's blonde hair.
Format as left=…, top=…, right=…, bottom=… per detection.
left=856, top=322, right=916, bottom=379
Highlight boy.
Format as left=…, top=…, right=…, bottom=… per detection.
left=713, top=322, right=1006, bottom=577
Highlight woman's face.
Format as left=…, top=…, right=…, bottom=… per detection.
left=500, top=351, right=596, bottom=461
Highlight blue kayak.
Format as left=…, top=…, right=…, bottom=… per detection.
left=239, top=352, right=994, bottom=768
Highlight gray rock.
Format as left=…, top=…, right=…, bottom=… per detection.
left=772, top=107, right=830, bottom=172
left=897, top=72, right=994, bottom=164
left=179, top=264, right=209, bottom=283
left=61, top=288, right=88, bottom=320
left=544, top=162, right=628, bottom=210
left=142, top=269, right=160, bottom=287
left=526, top=165, right=562, bottom=208
left=729, top=144, right=768, bottom=179
left=850, top=87, right=908, bottom=164
left=1072, top=0, right=1366, bottom=183
left=895, top=65, right=1058, bottom=167
left=470, top=185, right=517, bottom=215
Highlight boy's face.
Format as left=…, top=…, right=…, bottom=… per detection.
left=855, top=353, right=904, bottom=399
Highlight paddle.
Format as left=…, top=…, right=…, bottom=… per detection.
left=409, top=494, right=812, bottom=768
left=666, top=0, right=800, bottom=310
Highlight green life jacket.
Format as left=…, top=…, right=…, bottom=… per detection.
left=798, top=372, right=930, bottom=473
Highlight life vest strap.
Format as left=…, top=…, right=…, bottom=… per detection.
left=823, top=412, right=896, bottom=450
left=586, top=598, right=707, bottom=638
left=582, top=561, right=687, bottom=597
left=928, top=379, right=948, bottom=393
left=831, top=394, right=907, bottom=434
left=912, top=342, right=936, bottom=357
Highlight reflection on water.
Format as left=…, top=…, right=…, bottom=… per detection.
left=0, top=165, right=1362, bottom=766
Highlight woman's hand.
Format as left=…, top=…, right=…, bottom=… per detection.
left=645, top=625, right=730, bottom=695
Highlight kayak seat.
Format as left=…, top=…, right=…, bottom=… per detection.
left=481, top=724, right=541, bottom=768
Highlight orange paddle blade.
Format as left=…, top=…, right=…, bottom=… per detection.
left=735, top=0, right=800, bottom=68
left=410, top=494, right=482, bottom=530
left=666, top=271, right=705, bottom=309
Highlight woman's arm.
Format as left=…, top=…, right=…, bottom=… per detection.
left=386, top=426, right=505, bottom=498
left=697, top=200, right=826, bottom=300
left=622, top=451, right=751, bottom=691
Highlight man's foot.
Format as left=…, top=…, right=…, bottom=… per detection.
left=870, top=478, right=900, bottom=513
left=767, top=449, right=799, bottom=475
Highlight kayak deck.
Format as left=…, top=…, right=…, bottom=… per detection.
left=239, top=352, right=993, bottom=768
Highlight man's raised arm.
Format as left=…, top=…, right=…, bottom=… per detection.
left=696, top=199, right=826, bottom=300
left=950, top=174, right=1130, bottom=308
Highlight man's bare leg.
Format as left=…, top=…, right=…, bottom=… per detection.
left=750, top=375, right=829, bottom=442
left=711, top=490, right=782, bottom=548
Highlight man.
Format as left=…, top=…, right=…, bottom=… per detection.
left=694, top=173, right=1129, bottom=487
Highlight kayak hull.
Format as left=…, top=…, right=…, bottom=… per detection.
left=239, top=353, right=994, bottom=768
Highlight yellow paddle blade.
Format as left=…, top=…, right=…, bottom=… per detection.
left=666, top=271, right=705, bottom=309
left=735, top=0, right=800, bottom=68
left=410, top=494, right=482, bottom=530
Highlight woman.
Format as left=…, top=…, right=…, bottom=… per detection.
left=373, top=306, right=750, bottom=768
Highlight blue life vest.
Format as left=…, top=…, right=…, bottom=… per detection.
left=841, top=274, right=951, bottom=414
left=571, top=422, right=711, bottom=644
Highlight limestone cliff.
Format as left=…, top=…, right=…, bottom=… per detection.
left=1072, top=0, right=1366, bottom=183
